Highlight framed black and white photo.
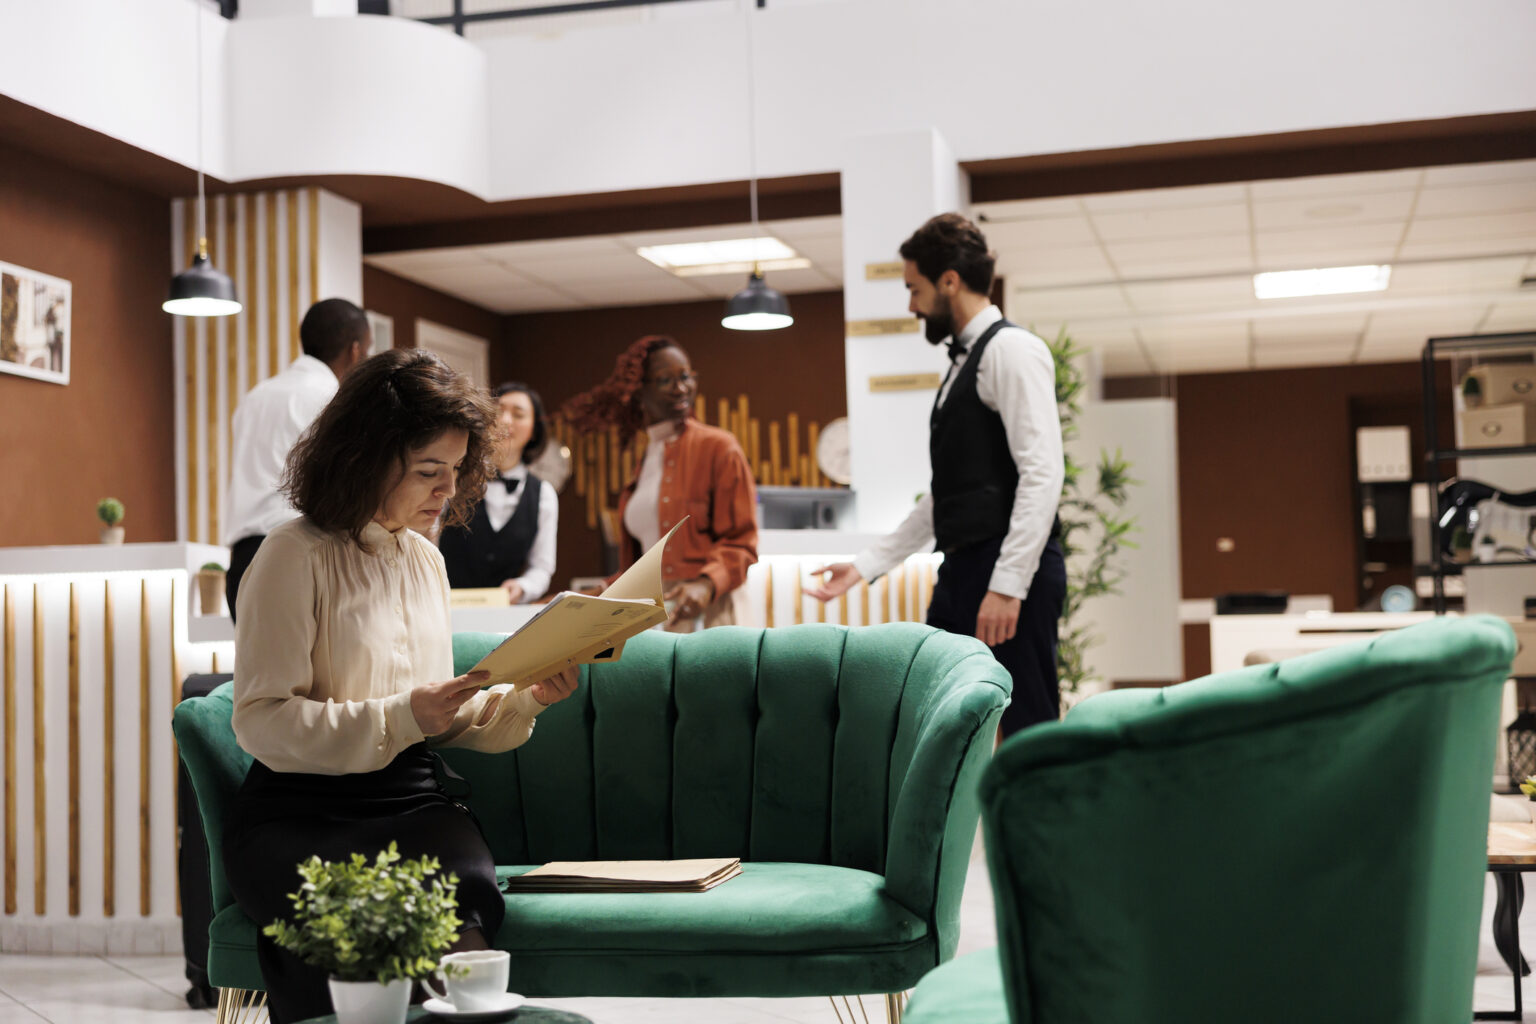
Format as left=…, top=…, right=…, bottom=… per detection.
left=0, top=260, right=71, bottom=385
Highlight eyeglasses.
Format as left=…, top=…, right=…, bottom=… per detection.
left=645, top=372, right=699, bottom=389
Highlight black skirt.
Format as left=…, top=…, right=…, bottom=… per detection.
left=223, top=744, right=504, bottom=1024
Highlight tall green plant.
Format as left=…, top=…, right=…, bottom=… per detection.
left=1044, top=327, right=1138, bottom=699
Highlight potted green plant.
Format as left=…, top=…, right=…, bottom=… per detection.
left=96, top=498, right=125, bottom=545
left=195, top=561, right=226, bottom=617
left=1519, top=776, right=1536, bottom=824
left=265, top=843, right=464, bottom=1024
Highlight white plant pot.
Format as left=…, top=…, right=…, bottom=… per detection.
left=99, top=526, right=124, bottom=545
left=327, top=976, right=410, bottom=1024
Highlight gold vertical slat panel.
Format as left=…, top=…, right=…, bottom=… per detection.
left=245, top=194, right=259, bottom=388
left=31, top=583, right=44, bottom=914
left=792, top=566, right=803, bottom=626
left=267, top=193, right=280, bottom=377
left=170, top=577, right=182, bottom=917
left=287, top=190, right=301, bottom=363
left=894, top=567, right=908, bottom=622
left=67, top=583, right=79, bottom=916
left=138, top=580, right=150, bottom=917
left=308, top=187, right=320, bottom=303
left=859, top=579, right=870, bottom=627
left=206, top=203, right=222, bottom=548
left=102, top=581, right=115, bottom=917
left=3, top=584, right=15, bottom=914
left=763, top=564, right=774, bottom=629
left=225, top=193, right=241, bottom=434
left=184, top=209, right=200, bottom=544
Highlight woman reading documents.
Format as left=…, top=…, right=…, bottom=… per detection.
left=225, top=349, right=579, bottom=1023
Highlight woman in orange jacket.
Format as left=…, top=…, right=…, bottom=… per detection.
left=564, top=335, right=758, bottom=630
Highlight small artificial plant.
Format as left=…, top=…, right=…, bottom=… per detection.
left=264, top=842, right=463, bottom=985
left=1043, top=326, right=1138, bottom=702
left=1520, top=776, right=1536, bottom=801
left=200, top=561, right=226, bottom=573
left=96, top=498, right=125, bottom=528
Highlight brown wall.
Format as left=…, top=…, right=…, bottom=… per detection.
left=1106, top=360, right=1453, bottom=679
left=362, top=265, right=503, bottom=352
left=0, top=141, right=175, bottom=546
left=498, top=290, right=850, bottom=583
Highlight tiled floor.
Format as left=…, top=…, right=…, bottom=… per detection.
left=0, top=828, right=1532, bottom=1023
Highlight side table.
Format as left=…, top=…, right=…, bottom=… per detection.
left=1482, top=821, right=1536, bottom=1021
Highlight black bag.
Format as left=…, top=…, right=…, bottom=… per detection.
left=178, top=672, right=233, bottom=1009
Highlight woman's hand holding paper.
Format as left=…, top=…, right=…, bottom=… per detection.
left=529, top=665, right=580, bottom=707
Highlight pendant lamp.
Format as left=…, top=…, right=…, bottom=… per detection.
left=165, top=1, right=241, bottom=318
left=722, top=7, right=791, bottom=332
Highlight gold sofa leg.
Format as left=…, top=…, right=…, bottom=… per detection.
left=215, top=987, right=269, bottom=1024
left=884, top=991, right=904, bottom=1024
left=828, top=993, right=904, bottom=1024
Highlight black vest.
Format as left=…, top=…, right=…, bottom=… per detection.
left=439, top=475, right=542, bottom=590
left=930, top=319, right=1058, bottom=554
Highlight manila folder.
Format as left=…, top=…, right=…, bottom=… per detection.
left=469, top=519, right=686, bottom=689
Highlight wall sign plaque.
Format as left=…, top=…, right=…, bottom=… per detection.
left=864, top=262, right=905, bottom=281
left=869, top=373, right=941, bottom=393
left=847, top=318, right=920, bottom=337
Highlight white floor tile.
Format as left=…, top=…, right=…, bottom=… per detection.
left=0, top=991, right=47, bottom=1024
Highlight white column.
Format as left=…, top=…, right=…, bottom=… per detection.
left=839, top=129, right=967, bottom=534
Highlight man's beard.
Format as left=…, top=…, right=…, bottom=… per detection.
left=922, top=294, right=954, bottom=345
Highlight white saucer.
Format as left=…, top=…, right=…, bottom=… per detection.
left=422, top=992, right=525, bottom=1020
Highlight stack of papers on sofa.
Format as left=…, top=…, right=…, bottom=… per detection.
left=501, top=858, right=741, bottom=893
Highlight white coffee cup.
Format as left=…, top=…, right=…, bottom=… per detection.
left=423, top=949, right=511, bottom=1012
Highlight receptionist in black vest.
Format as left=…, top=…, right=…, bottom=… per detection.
left=807, top=213, right=1066, bottom=735
left=438, top=383, right=558, bottom=602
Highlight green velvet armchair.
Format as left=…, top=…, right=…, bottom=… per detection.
left=173, top=622, right=1011, bottom=1024
left=902, top=614, right=1517, bottom=1024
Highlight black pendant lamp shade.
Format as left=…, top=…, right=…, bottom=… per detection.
left=722, top=270, right=793, bottom=331
left=164, top=246, right=241, bottom=317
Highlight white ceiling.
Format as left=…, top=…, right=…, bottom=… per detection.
left=365, top=158, right=1536, bottom=376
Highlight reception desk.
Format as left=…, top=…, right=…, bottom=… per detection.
left=0, top=542, right=232, bottom=954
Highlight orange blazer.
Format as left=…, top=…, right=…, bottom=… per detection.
left=615, top=419, right=759, bottom=598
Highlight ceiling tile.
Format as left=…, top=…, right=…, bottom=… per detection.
left=557, top=274, right=711, bottom=307
left=1121, top=277, right=1253, bottom=313
left=1360, top=308, right=1487, bottom=346
left=455, top=285, right=585, bottom=315
left=1396, top=236, right=1536, bottom=261
left=408, top=262, right=532, bottom=293
left=1405, top=211, right=1536, bottom=244
left=1252, top=313, right=1366, bottom=345
left=1009, top=283, right=1131, bottom=320
left=1413, top=180, right=1536, bottom=219
left=1152, top=347, right=1251, bottom=375
left=475, top=235, right=630, bottom=262
left=980, top=215, right=1098, bottom=251
left=1254, top=220, right=1403, bottom=262
left=1478, top=301, right=1536, bottom=332
left=1081, top=183, right=1247, bottom=212
left=366, top=249, right=496, bottom=274
left=1138, top=322, right=1250, bottom=348
left=496, top=249, right=660, bottom=281
left=1251, top=190, right=1415, bottom=231
left=1253, top=345, right=1356, bottom=369
left=683, top=267, right=839, bottom=299
left=973, top=196, right=1083, bottom=220
left=1099, top=347, right=1152, bottom=375
left=616, top=222, right=763, bottom=249
left=785, top=236, right=842, bottom=265
left=763, top=216, right=842, bottom=242
left=1248, top=169, right=1423, bottom=200
left=1421, top=159, right=1536, bottom=187
left=997, top=245, right=1114, bottom=288
left=1089, top=203, right=1248, bottom=242
left=1386, top=257, right=1528, bottom=295
left=1105, top=234, right=1253, bottom=279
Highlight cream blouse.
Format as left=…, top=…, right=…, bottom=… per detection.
left=231, top=517, right=547, bottom=776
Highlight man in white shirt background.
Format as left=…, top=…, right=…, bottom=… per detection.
left=808, top=213, right=1066, bottom=734
left=224, top=298, right=371, bottom=619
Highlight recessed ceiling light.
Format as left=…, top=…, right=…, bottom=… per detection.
left=638, top=237, right=800, bottom=275
left=1253, top=264, right=1391, bottom=299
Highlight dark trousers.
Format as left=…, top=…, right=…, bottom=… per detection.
left=226, top=535, right=264, bottom=625
left=926, top=536, right=1066, bottom=736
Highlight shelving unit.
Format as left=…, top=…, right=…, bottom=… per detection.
left=1420, top=331, right=1536, bottom=615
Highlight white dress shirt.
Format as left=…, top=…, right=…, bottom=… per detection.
left=231, top=517, right=547, bottom=776
left=482, top=463, right=559, bottom=602
left=852, top=305, right=1063, bottom=601
left=622, top=421, right=678, bottom=554
left=224, top=354, right=339, bottom=545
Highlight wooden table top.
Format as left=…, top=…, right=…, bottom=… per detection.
left=1489, top=821, right=1536, bottom=864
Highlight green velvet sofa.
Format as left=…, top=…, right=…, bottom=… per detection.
left=173, top=622, right=1011, bottom=1024
left=902, top=614, right=1517, bottom=1024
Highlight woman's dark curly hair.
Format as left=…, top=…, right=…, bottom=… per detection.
left=282, top=348, right=498, bottom=548
left=493, top=381, right=549, bottom=464
left=560, top=335, right=684, bottom=435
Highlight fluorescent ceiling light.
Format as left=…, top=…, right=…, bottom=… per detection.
left=1253, top=264, right=1391, bottom=299
left=670, top=258, right=811, bottom=278
left=638, top=237, right=800, bottom=274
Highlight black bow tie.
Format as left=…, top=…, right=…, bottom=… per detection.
left=946, top=337, right=969, bottom=362
left=497, top=476, right=522, bottom=494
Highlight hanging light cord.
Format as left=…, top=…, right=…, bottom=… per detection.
left=195, top=0, right=208, bottom=260
left=743, top=1, right=760, bottom=273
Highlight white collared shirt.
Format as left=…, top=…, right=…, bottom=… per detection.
left=482, top=462, right=559, bottom=602
left=224, top=354, right=339, bottom=545
left=852, top=305, right=1064, bottom=600
left=622, top=420, right=680, bottom=554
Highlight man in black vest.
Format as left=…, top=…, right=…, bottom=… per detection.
left=809, top=213, right=1066, bottom=734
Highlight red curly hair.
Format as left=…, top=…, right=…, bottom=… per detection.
left=561, top=335, right=685, bottom=435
